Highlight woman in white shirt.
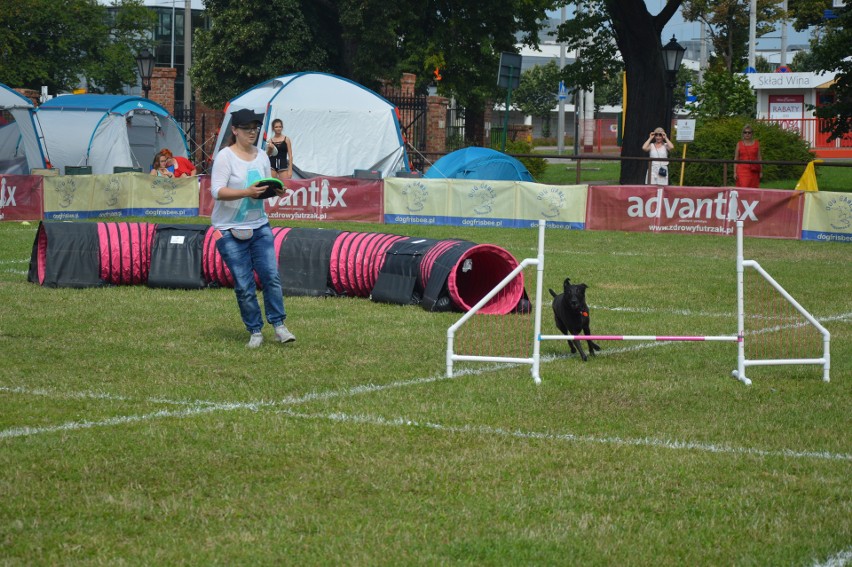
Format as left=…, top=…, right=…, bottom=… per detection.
left=210, top=108, right=295, bottom=348
left=642, top=127, right=674, bottom=185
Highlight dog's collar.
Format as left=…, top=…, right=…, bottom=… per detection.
left=581, top=311, right=589, bottom=317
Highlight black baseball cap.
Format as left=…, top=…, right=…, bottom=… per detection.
left=230, top=108, right=264, bottom=127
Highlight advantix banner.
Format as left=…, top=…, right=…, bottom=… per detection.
left=585, top=185, right=804, bottom=239
left=4, top=172, right=851, bottom=243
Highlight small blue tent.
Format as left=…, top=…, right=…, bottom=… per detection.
left=424, top=147, right=533, bottom=182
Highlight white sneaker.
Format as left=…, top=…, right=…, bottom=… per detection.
left=246, top=332, right=263, bottom=348
left=274, top=323, right=296, bottom=343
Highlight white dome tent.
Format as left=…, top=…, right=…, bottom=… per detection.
left=214, top=72, right=409, bottom=178
left=35, top=94, right=189, bottom=175
left=0, top=83, right=45, bottom=174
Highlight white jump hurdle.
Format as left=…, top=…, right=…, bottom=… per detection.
left=446, top=196, right=831, bottom=385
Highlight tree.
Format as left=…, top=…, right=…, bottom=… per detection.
left=0, top=0, right=154, bottom=94
left=791, top=1, right=852, bottom=141
left=191, top=0, right=557, bottom=144
left=191, top=0, right=333, bottom=107
left=681, top=0, right=783, bottom=73
left=514, top=61, right=561, bottom=138
left=556, top=0, right=684, bottom=184
left=687, top=69, right=756, bottom=119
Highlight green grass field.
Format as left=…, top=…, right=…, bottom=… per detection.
left=1, top=217, right=850, bottom=566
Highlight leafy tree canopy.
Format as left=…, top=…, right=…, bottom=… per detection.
left=791, top=1, right=852, bottom=140
left=681, top=0, right=783, bottom=73
left=687, top=68, right=756, bottom=119
left=192, top=0, right=556, bottom=144
left=0, top=0, right=155, bottom=93
left=514, top=61, right=561, bottom=136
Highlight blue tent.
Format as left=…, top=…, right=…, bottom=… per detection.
left=424, top=147, right=533, bottom=182
left=35, top=94, right=188, bottom=174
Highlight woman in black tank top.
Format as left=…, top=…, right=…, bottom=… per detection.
left=266, top=118, right=293, bottom=179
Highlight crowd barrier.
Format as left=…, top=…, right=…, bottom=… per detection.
left=1, top=172, right=849, bottom=243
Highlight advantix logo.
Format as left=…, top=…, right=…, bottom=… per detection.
left=0, top=177, right=16, bottom=208
left=626, top=192, right=758, bottom=221
left=268, top=179, right=348, bottom=208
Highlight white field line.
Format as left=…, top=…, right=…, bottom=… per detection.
left=271, top=407, right=852, bottom=463
left=1, top=315, right=849, bottom=462
left=811, top=548, right=852, bottom=567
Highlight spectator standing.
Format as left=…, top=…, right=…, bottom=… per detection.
left=210, top=108, right=295, bottom=348
left=734, top=125, right=762, bottom=188
left=641, top=127, right=674, bottom=185
left=266, top=118, right=293, bottom=180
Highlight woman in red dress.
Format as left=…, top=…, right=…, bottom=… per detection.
left=734, top=125, right=762, bottom=188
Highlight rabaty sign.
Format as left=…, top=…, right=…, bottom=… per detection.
left=265, top=176, right=383, bottom=223
left=769, top=94, right=804, bottom=120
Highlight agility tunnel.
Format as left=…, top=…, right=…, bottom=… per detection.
left=27, top=221, right=526, bottom=315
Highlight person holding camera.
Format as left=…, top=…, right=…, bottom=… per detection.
left=642, top=127, right=674, bottom=185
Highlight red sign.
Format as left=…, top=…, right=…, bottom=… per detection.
left=586, top=185, right=803, bottom=239
left=199, top=175, right=383, bottom=223
left=266, top=177, right=383, bottom=223
left=0, top=175, right=43, bottom=221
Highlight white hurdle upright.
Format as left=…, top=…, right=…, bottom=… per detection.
left=446, top=208, right=831, bottom=385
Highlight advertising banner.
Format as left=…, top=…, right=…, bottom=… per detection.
left=586, top=185, right=803, bottom=239
left=128, top=174, right=199, bottom=217
left=0, top=174, right=43, bottom=221
left=265, top=176, right=382, bottom=223
left=384, top=177, right=450, bottom=226
left=446, top=179, right=518, bottom=229
left=802, top=191, right=852, bottom=243
left=516, top=182, right=587, bottom=229
left=44, top=173, right=199, bottom=219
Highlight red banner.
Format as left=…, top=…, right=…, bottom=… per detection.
left=586, top=185, right=803, bottom=239
left=199, top=175, right=383, bottom=223
left=0, top=174, right=43, bottom=221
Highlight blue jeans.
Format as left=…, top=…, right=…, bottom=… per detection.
left=215, top=224, right=286, bottom=333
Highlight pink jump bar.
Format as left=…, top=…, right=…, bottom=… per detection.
left=542, top=334, right=741, bottom=342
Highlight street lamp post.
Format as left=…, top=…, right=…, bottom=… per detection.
left=136, top=49, right=155, bottom=99
left=661, top=35, right=686, bottom=133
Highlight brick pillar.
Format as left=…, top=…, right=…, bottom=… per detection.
left=194, top=96, right=224, bottom=173
left=14, top=88, right=40, bottom=106
left=150, top=67, right=177, bottom=114
left=400, top=73, right=416, bottom=96
left=424, top=95, right=449, bottom=173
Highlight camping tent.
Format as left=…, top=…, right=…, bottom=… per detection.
left=0, top=83, right=45, bottom=174
left=35, top=94, right=188, bottom=175
left=214, top=72, right=409, bottom=178
left=424, top=147, right=534, bottom=182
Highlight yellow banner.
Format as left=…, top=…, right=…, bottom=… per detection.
left=42, top=173, right=199, bottom=219
left=384, top=177, right=450, bottom=225
left=446, top=179, right=517, bottom=229
left=802, top=191, right=852, bottom=243
left=516, top=182, right=588, bottom=229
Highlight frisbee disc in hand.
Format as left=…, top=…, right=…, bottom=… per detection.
left=253, top=177, right=284, bottom=199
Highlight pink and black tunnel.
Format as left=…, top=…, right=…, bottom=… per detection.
left=28, top=222, right=526, bottom=314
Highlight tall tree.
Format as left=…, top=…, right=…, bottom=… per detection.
left=0, top=0, right=154, bottom=93
left=790, top=0, right=852, bottom=141
left=512, top=61, right=561, bottom=138
left=557, top=1, right=683, bottom=184
left=681, top=0, right=783, bottom=73
left=191, top=0, right=556, bottom=144
left=191, top=0, right=333, bottom=107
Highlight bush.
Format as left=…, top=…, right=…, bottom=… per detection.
left=500, top=138, right=547, bottom=181
left=673, top=117, right=812, bottom=187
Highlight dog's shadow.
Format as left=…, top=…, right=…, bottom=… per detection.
left=549, top=277, right=601, bottom=362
